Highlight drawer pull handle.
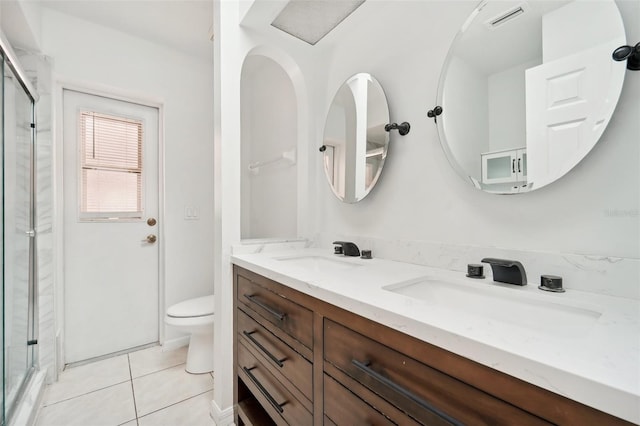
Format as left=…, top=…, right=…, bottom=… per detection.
left=243, top=330, right=286, bottom=367
left=351, top=359, right=464, bottom=426
left=244, top=294, right=286, bottom=321
left=243, top=366, right=287, bottom=414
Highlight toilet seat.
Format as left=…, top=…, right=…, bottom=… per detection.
left=164, top=313, right=213, bottom=328
left=167, top=295, right=214, bottom=318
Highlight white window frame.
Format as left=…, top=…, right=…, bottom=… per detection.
left=77, top=109, right=146, bottom=222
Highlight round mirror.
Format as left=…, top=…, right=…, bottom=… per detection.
left=322, top=73, right=390, bottom=203
left=436, top=0, right=626, bottom=194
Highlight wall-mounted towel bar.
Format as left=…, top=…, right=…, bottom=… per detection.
left=248, top=148, right=296, bottom=174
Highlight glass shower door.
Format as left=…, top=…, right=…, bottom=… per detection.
left=2, top=52, right=36, bottom=425
left=1, top=49, right=4, bottom=426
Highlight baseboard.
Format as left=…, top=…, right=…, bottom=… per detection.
left=10, top=369, right=47, bottom=426
left=210, top=400, right=235, bottom=426
left=162, top=335, right=190, bottom=352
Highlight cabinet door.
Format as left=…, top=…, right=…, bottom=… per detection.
left=482, top=150, right=517, bottom=184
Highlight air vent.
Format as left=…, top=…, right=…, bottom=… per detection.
left=271, top=0, right=365, bottom=45
left=486, top=5, right=525, bottom=29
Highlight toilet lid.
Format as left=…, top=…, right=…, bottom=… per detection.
left=167, top=295, right=214, bottom=318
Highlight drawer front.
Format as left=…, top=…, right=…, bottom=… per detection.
left=324, top=319, right=550, bottom=426
left=238, top=275, right=313, bottom=349
left=238, top=308, right=313, bottom=401
left=238, top=340, right=312, bottom=426
left=324, top=374, right=396, bottom=426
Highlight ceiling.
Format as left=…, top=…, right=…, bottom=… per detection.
left=38, top=0, right=213, bottom=58
left=455, top=0, right=571, bottom=75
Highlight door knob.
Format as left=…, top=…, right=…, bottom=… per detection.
left=142, top=234, right=157, bottom=244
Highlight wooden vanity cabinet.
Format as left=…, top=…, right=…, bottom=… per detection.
left=233, top=265, right=633, bottom=426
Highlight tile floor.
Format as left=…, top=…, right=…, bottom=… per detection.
left=35, top=345, right=216, bottom=426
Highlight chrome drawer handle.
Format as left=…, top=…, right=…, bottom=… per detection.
left=242, top=366, right=287, bottom=414
left=351, top=359, right=464, bottom=426
left=244, top=294, right=286, bottom=321
left=243, top=330, right=286, bottom=368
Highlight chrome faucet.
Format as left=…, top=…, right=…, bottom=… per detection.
left=481, top=258, right=527, bottom=286
left=333, top=241, right=360, bottom=257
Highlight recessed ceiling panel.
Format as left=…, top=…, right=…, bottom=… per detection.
left=271, top=0, right=365, bottom=45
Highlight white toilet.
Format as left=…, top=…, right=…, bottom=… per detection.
left=165, top=295, right=214, bottom=374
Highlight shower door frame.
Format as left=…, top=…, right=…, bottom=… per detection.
left=0, top=30, right=40, bottom=426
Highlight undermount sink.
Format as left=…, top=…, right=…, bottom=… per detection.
left=384, top=278, right=603, bottom=337
left=274, top=255, right=362, bottom=273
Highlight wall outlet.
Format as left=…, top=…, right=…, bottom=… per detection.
left=184, top=206, right=199, bottom=220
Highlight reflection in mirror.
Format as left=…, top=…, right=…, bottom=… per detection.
left=436, top=0, right=626, bottom=194
left=322, top=73, right=390, bottom=203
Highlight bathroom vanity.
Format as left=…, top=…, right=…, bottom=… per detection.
left=232, top=249, right=639, bottom=425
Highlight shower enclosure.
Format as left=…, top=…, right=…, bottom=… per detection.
left=1, top=34, right=39, bottom=426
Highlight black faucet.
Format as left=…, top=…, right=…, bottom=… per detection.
left=333, top=241, right=360, bottom=257
left=481, top=258, right=527, bottom=286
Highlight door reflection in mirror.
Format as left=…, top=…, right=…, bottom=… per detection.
left=436, top=0, right=626, bottom=194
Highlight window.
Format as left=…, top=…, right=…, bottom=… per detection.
left=79, top=111, right=143, bottom=220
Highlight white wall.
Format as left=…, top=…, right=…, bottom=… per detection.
left=488, top=59, right=538, bottom=152
left=442, top=55, right=488, bottom=179
left=241, top=55, right=297, bottom=239
left=543, top=0, right=625, bottom=62
left=0, top=0, right=42, bottom=51
left=312, top=0, right=639, bottom=260
left=40, top=8, right=215, bottom=345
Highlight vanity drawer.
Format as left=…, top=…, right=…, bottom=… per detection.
left=324, top=373, right=396, bottom=426
left=237, top=275, right=313, bottom=349
left=324, top=319, right=550, bottom=426
left=238, top=308, right=313, bottom=401
left=238, top=340, right=312, bottom=426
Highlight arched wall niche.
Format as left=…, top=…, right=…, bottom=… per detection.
left=240, top=46, right=309, bottom=240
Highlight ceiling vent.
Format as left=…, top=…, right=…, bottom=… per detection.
left=271, top=0, right=365, bottom=45
left=486, top=4, right=525, bottom=29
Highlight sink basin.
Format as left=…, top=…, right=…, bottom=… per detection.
left=274, top=255, right=362, bottom=273
left=384, top=278, right=602, bottom=337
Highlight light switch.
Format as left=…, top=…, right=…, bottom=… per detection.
left=184, top=206, right=200, bottom=220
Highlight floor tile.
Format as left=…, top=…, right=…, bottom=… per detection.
left=36, top=382, right=136, bottom=426
left=132, top=365, right=214, bottom=416
left=43, top=355, right=131, bottom=405
left=119, top=421, right=138, bottom=426
left=129, top=345, right=188, bottom=378
left=138, top=391, right=214, bottom=426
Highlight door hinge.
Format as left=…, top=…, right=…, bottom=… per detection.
left=27, top=339, right=38, bottom=346
left=30, top=123, right=36, bottom=129
left=26, top=230, right=36, bottom=237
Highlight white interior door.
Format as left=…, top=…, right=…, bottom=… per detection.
left=63, top=89, right=159, bottom=363
left=525, top=42, right=624, bottom=190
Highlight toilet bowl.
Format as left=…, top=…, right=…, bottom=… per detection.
left=165, top=295, right=214, bottom=374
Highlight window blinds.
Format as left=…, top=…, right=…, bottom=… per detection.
left=79, top=111, right=143, bottom=219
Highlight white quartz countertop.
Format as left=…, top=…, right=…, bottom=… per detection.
left=231, top=248, right=640, bottom=423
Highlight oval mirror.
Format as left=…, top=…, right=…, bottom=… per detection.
left=322, top=73, right=390, bottom=203
left=436, top=0, right=626, bottom=194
